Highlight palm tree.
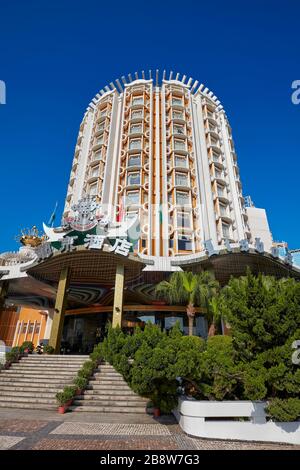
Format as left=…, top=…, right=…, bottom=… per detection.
left=155, top=271, right=219, bottom=336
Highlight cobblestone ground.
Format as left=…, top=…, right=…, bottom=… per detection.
left=0, top=413, right=298, bottom=450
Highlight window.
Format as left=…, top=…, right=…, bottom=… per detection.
left=178, top=235, right=192, bottom=251
left=128, top=154, right=141, bottom=167
left=89, top=182, right=97, bottom=196
left=176, top=212, right=191, bottom=228
left=93, top=151, right=101, bottom=161
left=35, top=323, right=40, bottom=334
left=126, top=191, right=140, bottom=205
left=215, top=169, right=222, bottom=179
left=97, top=123, right=105, bottom=132
left=172, top=97, right=182, bottom=106
left=176, top=191, right=190, bottom=206
left=132, top=96, right=143, bottom=106
left=219, top=203, right=228, bottom=217
left=91, top=166, right=99, bottom=178
left=99, top=109, right=107, bottom=117
left=131, top=110, right=143, bottom=119
left=210, top=136, right=219, bottom=146
left=130, top=124, right=142, bottom=134
left=28, top=322, right=34, bottom=334
left=222, top=223, right=230, bottom=238
left=127, top=172, right=140, bottom=186
left=212, top=152, right=220, bottom=163
left=175, top=172, right=188, bottom=186
left=96, top=136, right=104, bottom=145
left=174, top=125, right=185, bottom=135
left=173, top=110, right=184, bottom=119
left=175, top=155, right=187, bottom=168
left=141, top=238, right=147, bottom=248
left=22, top=323, right=27, bottom=334
left=174, top=139, right=186, bottom=151
left=129, top=139, right=142, bottom=150
left=217, top=184, right=224, bottom=197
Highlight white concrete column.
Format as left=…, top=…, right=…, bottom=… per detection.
left=220, top=113, right=245, bottom=241
left=192, top=94, right=218, bottom=246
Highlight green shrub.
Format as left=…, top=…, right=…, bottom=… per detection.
left=90, top=344, right=102, bottom=362
left=82, top=360, right=97, bottom=372
left=20, top=341, right=34, bottom=353
left=266, top=398, right=300, bottom=422
left=73, top=376, right=88, bottom=390
left=55, top=386, right=76, bottom=405
left=10, top=346, right=20, bottom=355
left=77, top=359, right=97, bottom=380
left=78, top=368, right=92, bottom=379
left=5, top=351, right=19, bottom=363
left=43, top=345, right=54, bottom=354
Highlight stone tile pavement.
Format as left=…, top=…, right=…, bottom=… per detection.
left=0, top=408, right=298, bottom=450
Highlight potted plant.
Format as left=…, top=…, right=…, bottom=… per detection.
left=20, top=341, right=34, bottom=355
left=56, top=386, right=76, bottom=414
left=43, top=345, right=54, bottom=355
left=5, top=348, right=20, bottom=367
left=73, top=376, right=88, bottom=396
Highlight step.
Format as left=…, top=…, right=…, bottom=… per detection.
left=17, top=362, right=86, bottom=367
left=0, top=395, right=57, bottom=404
left=0, top=372, right=75, bottom=382
left=87, top=383, right=132, bottom=391
left=7, top=368, right=80, bottom=374
left=0, top=402, right=56, bottom=410
left=0, top=377, right=73, bottom=384
left=77, top=395, right=147, bottom=405
left=12, top=363, right=84, bottom=369
left=21, top=355, right=89, bottom=359
left=74, top=399, right=147, bottom=408
left=95, top=372, right=123, bottom=378
left=5, top=368, right=79, bottom=375
left=0, top=391, right=59, bottom=398
left=0, top=385, right=63, bottom=393
left=70, top=404, right=147, bottom=413
left=90, top=380, right=126, bottom=386
left=82, top=393, right=145, bottom=402
left=6, top=366, right=79, bottom=375
left=92, top=375, right=125, bottom=381
left=84, top=389, right=139, bottom=397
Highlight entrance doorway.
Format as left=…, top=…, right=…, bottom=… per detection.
left=62, top=312, right=112, bottom=354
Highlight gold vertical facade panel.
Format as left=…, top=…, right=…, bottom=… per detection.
left=112, top=264, right=125, bottom=328
left=49, top=267, right=70, bottom=353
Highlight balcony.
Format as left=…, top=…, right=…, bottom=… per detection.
left=129, top=127, right=143, bottom=138
left=130, top=112, right=144, bottom=123
left=210, top=157, right=224, bottom=169
left=205, top=127, right=220, bottom=140
left=172, top=126, right=186, bottom=138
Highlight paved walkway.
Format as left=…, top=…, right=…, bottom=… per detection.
left=0, top=408, right=298, bottom=450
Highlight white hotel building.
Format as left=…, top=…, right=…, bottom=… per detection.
left=63, top=70, right=271, bottom=258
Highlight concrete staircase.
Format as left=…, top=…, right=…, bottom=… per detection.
left=0, top=355, right=89, bottom=410
left=71, top=363, right=148, bottom=413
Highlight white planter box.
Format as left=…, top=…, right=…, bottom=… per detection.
left=174, top=397, right=300, bottom=445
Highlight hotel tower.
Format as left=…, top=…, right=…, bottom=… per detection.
left=63, top=70, right=252, bottom=258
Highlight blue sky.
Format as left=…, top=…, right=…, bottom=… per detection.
left=0, top=0, right=299, bottom=251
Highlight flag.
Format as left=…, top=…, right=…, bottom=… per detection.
left=48, top=202, right=58, bottom=227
